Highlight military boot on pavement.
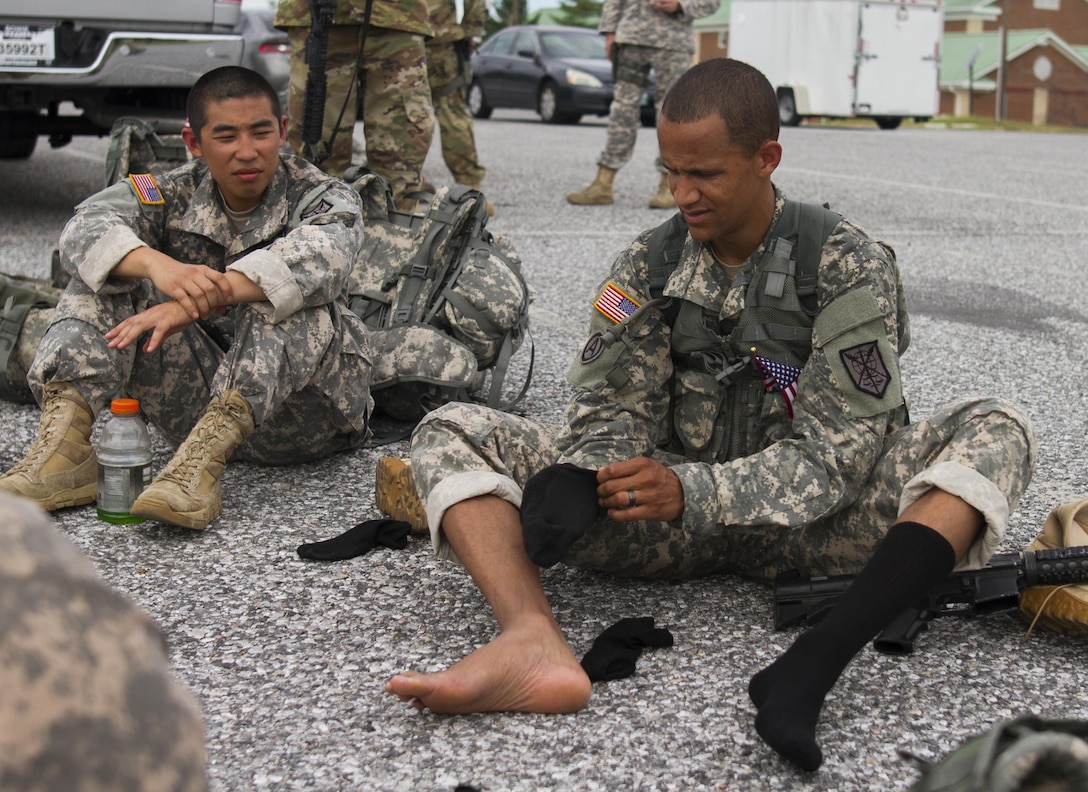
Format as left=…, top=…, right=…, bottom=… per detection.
left=566, top=166, right=616, bottom=206
left=130, top=389, right=254, bottom=530
left=375, top=457, right=429, bottom=535
left=0, top=381, right=97, bottom=510
left=648, top=173, right=676, bottom=209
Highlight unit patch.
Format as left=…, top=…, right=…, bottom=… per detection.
left=594, top=282, right=640, bottom=324
left=301, top=199, right=333, bottom=220
left=128, top=173, right=164, bottom=205
left=581, top=332, right=606, bottom=364
left=839, top=341, right=890, bottom=398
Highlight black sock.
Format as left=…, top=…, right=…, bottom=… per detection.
left=520, top=463, right=601, bottom=568
left=296, top=518, right=412, bottom=561
left=748, top=521, right=956, bottom=771
left=580, top=617, right=674, bottom=682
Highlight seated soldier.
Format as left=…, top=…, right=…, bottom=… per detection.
left=380, top=59, right=1036, bottom=771
left=0, top=66, right=372, bottom=530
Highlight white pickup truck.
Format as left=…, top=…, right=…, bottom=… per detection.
left=0, top=0, right=248, bottom=159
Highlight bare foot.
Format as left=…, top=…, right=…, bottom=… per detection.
left=385, top=613, right=592, bottom=714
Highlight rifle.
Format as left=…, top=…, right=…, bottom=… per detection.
left=302, top=0, right=336, bottom=164
left=773, top=546, right=1088, bottom=655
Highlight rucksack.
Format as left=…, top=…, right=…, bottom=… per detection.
left=103, top=117, right=190, bottom=189
left=903, top=714, right=1088, bottom=791
left=346, top=169, right=533, bottom=427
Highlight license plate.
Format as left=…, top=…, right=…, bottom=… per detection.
left=0, top=25, right=56, bottom=67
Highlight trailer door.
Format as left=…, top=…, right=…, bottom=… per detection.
left=854, top=0, right=943, bottom=118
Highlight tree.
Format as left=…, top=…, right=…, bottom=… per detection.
left=553, top=0, right=603, bottom=28
left=485, top=0, right=530, bottom=36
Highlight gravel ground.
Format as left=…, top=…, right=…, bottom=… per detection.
left=1, top=112, right=1087, bottom=791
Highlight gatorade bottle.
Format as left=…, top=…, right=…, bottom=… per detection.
left=95, top=398, right=153, bottom=524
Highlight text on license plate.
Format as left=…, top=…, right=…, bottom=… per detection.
left=0, top=26, right=56, bottom=66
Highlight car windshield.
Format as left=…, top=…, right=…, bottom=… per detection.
left=539, top=31, right=606, bottom=59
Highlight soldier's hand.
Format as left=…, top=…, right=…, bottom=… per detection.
left=105, top=301, right=195, bottom=353
left=597, top=456, right=684, bottom=523
left=150, top=257, right=233, bottom=320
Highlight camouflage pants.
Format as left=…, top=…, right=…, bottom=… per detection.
left=29, top=279, right=371, bottom=464
left=285, top=26, right=434, bottom=200
left=410, top=397, right=1035, bottom=581
left=426, top=42, right=485, bottom=185
left=0, top=493, right=207, bottom=791
left=598, top=44, right=692, bottom=173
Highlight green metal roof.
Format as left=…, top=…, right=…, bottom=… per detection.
left=693, top=0, right=729, bottom=28
left=941, top=28, right=1088, bottom=86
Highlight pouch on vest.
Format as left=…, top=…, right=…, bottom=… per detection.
left=0, top=273, right=60, bottom=405
left=903, top=714, right=1088, bottom=791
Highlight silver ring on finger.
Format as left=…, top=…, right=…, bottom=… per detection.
left=627, top=489, right=637, bottom=508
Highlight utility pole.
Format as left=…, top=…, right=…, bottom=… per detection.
left=996, top=0, right=1009, bottom=120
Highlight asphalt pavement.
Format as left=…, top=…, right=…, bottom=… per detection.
left=1, top=112, right=1087, bottom=791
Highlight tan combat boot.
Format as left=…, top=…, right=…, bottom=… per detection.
left=130, top=390, right=254, bottom=530
left=648, top=173, right=675, bottom=209
left=374, top=457, right=429, bottom=535
left=566, top=166, right=616, bottom=206
left=466, top=183, right=495, bottom=216
left=0, top=382, right=97, bottom=510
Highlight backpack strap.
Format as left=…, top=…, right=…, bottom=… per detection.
left=646, top=211, right=688, bottom=301
left=794, top=201, right=841, bottom=315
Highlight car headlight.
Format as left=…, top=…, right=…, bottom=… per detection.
left=565, top=68, right=602, bottom=88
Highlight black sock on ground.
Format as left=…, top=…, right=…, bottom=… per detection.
left=296, top=518, right=412, bottom=561
left=748, top=521, right=957, bottom=771
left=580, top=617, right=674, bottom=682
left=520, top=463, right=601, bottom=568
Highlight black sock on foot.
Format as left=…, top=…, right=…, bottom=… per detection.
left=520, top=463, right=601, bottom=567
left=297, top=518, right=412, bottom=561
left=749, top=521, right=957, bottom=770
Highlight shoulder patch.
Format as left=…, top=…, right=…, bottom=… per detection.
left=580, top=332, right=606, bottom=364
left=128, top=173, right=164, bottom=205
left=301, top=198, right=334, bottom=220
left=594, top=282, right=640, bottom=324
left=839, top=341, right=890, bottom=398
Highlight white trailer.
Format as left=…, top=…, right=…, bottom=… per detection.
left=728, top=0, right=943, bottom=130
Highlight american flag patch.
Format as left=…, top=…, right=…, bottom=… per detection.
left=754, top=356, right=803, bottom=420
left=594, top=282, right=640, bottom=324
left=129, top=173, right=164, bottom=205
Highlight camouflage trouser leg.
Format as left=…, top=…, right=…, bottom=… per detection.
left=286, top=25, right=365, bottom=177
left=598, top=45, right=692, bottom=173
left=30, top=280, right=370, bottom=465
left=0, top=494, right=207, bottom=789
left=427, top=43, right=485, bottom=185
left=413, top=398, right=1035, bottom=583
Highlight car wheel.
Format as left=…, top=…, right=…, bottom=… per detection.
left=874, top=116, right=902, bottom=130
left=538, top=82, right=580, bottom=125
left=467, top=80, right=492, bottom=120
left=0, top=112, right=38, bottom=160
left=777, top=89, right=800, bottom=127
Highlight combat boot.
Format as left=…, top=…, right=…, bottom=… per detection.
left=130, top=390, right=254, bottom=530
left=566, top=166, right=616, bottom=206
left=0, top=381, right=97, bottom=510
left=374, top=457, right=429, bottom=535
left=466, top=183, right=495, bottom=216
left=647, top=173, right=675, bottom=209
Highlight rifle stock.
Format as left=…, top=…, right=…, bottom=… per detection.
left=773, top=546, right=1088, bottom=655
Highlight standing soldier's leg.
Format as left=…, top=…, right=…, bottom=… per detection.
left=567, top=45, right=651, bottom=206
left=285, top=25, right=362, bottom=176
left=427, top=44, right=486, bottom=187
left=646, top=48, right=694, bottom=209
left=360, top=29, right=434, bottom=206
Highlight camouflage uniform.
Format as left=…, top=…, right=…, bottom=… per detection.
left=275, top=0, right=434, bottom=200
left=410, top=189, right=1036, bottom=581
left=424, top=0, right=486, bottom=186
left=0, top=493, right=207, bottom=791
left=30, top=153, right=373, bottom=464
left=596, top=0, right=719, bottom=172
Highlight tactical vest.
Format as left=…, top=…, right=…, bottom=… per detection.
left=646, top=200, right=841, bottom=463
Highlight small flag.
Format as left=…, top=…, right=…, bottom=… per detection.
left=594, top=282, right=640, bottom=324
left=129, top=173, right=164, bottom=205
left=754, top=356, right=802, bottom=420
